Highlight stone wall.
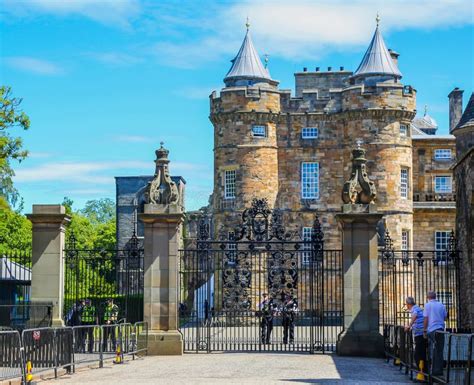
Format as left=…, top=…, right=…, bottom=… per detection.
left=412, top=209, right=456, bottom=249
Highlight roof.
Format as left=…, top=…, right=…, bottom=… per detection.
left=353, top=25, right=402, bottom=79
left=412, top=134, right=455, bottom=140
left=413, top=114, right=438, bottom=130
left=456, top=92, right=474, bottom=129
left=0, top=257, right=31, bottom=282
left=224, top=29, right=271, bottom=83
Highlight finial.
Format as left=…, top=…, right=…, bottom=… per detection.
left=424, top=105, right=428, bottom=116
left=356, top=139, right=363, bottom=149
left=160, top=141, right=164, bottom=148
left=376, top=13, right=380, bottom=26
left=264, top=54, right=269, bottom=69
left=245, top=17, right=250, bottom=31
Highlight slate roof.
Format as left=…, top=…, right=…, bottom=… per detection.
left=224, top=29, right=271, bottom=83
left=456, top=92, right=474, bottom=129
left=353, top=25, right=402, bottom=79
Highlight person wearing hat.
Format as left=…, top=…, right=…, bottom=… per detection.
left=258, top=293, right=276, bottom=344
left=102, top=298, right=119, bottom=351
left=282, top=294, right=298, bottom=344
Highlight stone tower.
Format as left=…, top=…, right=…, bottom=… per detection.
left=210, top=22, right=281, bottom=232
left=341, top=17, right=416, bottom=247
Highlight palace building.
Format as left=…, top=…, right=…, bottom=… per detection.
left=209, top=19, right=457, bottom=249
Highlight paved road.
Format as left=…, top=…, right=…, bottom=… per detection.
left=42, top=353, right=412, bottom=384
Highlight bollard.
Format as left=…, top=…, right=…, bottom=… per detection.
left=416, top=360, right=425, bottom=382
left=25, top=360, right=33, bottom=383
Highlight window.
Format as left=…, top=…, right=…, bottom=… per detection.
left=302, top=127, right=319, bottom=139
left=227, top=231, right=237, bottom=264
left=302, top=227, right=313, bottom=264
left=400, top=168, right=409, bottom=199
left=251, top=125, right=266, bottom=137
left=400, top=124, right=408, bottom=137
left=301, top=162, right=319, bottom=199
left=434, top=176, right=452, bottom=193
left=401, top=230, right=409, bottom=251
left=224, top=170, right=236, bottom=199
left=434, top=149, right=452, bottom=160
left=435, top=231, right=451, bottom=261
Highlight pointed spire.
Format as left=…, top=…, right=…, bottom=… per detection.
left=455, top=92, right=474, bottom=130
left=224, top=21, right=272, bottom=85
left=352, top=16, right=402, bottom=80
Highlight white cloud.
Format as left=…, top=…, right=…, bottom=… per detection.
left=5, top=56, right=65, bottom=75
left=151, top=0, right=474, bottom=65
left=87, top=52, right=142, bottom=66
left=3, top=0, right=140, bottom=28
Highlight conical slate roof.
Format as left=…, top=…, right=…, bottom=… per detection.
left=353, top=25, right=402, bottom=79
left=456, top=93, right=474, bottom=129
left=224, top=29, right=271, bottom=83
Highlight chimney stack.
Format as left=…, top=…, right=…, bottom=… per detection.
left=448, top=87, right=464, bottom=131
left=388, top=49, right=400, bottom=66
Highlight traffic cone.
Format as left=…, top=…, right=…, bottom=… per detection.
left=113, top=344, right=122, bottom=364
left=25, top=360, right=33, bottom=383
left=416, top=360, right=426, bottom=382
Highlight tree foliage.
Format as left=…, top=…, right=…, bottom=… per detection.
left=0, top=196, right=32, bottom=254
left=79, top=198, right=115, bottom=224
left=0, top=86, right=30, bottom=207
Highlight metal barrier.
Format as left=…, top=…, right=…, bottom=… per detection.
left=0, top=322, right=149, bottom=383
left=384, top=325, right=474, bottom=385
left=0, top=330, right=26, bottom=381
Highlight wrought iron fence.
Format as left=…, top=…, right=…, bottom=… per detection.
left=64, top=231, right=144, bottom=324
left=179, top=198, right=343, bottom=353
left=0, top=329, right=25, bottom=381
left=379, top=231, right=460, bottom=329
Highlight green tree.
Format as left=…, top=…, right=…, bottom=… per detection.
left=80, top=198, right=115, bottom=224
left=0, top=86, right=30, bottom=207
left=0, top=196, right=32, bottom=254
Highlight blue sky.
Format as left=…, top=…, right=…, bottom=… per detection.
left=1, top=0, right=473, bottom=212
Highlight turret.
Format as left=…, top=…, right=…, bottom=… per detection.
left=210, top=21, right=280, bottom=228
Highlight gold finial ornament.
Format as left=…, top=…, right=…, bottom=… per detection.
left=376, top=13, right=380, bottom=26
left=246, top=17, right=250, bottom=31
left=264, top=54, right=269, bottom=68
left=424, top=104, right=428, bottom=116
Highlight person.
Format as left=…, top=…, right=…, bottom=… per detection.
left=66, top=299, right=84, bottom=327
left=404, top=297, right=426, bottom=375
left=204, top=299, right=210, bottom=325
left=423, top=291, right=447, bottom=376
left=81, top=299, right=97, bottom=353
left=102, top=298, right=119, bottom=352
left=281, top=294, right=298, bottom=344
left=259, top=293, right=276, bottom=344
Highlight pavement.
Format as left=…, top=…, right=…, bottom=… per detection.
left=41, top=353, right=412, bottom=385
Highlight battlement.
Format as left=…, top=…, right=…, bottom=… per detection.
left=294, top=69, right=352, bottom=98
left=210, top=85, right=281, bottom=114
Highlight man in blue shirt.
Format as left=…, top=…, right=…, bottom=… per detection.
left=423, top=291, right=447, bottom=376
left=405, top=297, right=426, bottom=374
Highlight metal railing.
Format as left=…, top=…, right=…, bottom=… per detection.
left=384, top=325, right=474, bottom=384
left=0, top=321, right=148, bottom=383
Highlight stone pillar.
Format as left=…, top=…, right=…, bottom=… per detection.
left=27, top=205, right=70, bottom=326
left=336, top=204, right=383, bottom=357
left=139, top=203, right=184, bottom=355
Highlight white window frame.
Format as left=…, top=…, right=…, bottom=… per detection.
left=435, top=230, right=451, bottom=261
left=302, top=227, right=313, bottom=265
left=227, top=231, right=237, bottom=264
left=434, top=175, right=452, bottom=194
left=400, top=124, right=408, bottom=137
left=434, top=149, right=452, bottom=160
left=224, top=170, right=236, bottom=199
left=302, top=127, right=319, bottom=139
left=301, top=162, right=319, bottom=200
left=251, top=125, right=266, bottom=138
left=400, top=168, right=409, bottom=199
left=401, top=230, right=409, bottom=251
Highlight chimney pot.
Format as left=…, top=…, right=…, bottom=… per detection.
left=316, top=67, right=320, bottom=72
left=303, top=67, right=307, bottom=72
left=448, top=88, right=464, bottom=131
left=388, top=49, right=400, bottom=66
left=328, top=66, right=332, bottom=71
left=340, top=66, right=344, bottom=71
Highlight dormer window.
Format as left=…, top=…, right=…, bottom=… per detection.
left=302, top=127, right=319, bottom=139
left=251, top=125, right=266, bottom=138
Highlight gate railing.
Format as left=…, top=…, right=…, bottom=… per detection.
left=0, top=321, right=148, bottom=383
left=63, top=231, right=144, bottom=324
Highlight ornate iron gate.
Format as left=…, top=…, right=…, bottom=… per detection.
left=64, top=232, right=144, bottom=324
left=179, top=199, right=343, bottom=353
